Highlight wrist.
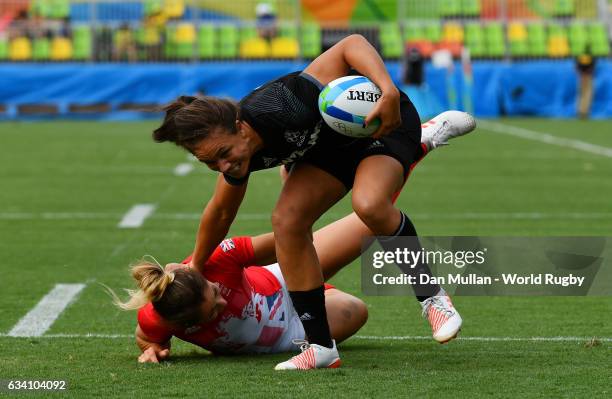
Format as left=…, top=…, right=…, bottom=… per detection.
left=381, top=85, right=399, bottom=98
left=190, top=256, right=204, bottom=271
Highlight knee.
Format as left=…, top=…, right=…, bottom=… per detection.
left=340, top=294, right=369, bottom=328
left=352, top=195, right=390, bottom=228
left=352, top=298, right=369, bottom=328
left=271, top=205, right=312, bottom=237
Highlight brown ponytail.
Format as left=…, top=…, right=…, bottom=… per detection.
left=153, top=95, right=239, bottom=150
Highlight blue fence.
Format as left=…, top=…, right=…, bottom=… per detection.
left=69, top=2, right=235, bottom=23
left=0, top=60, right=610, bottom=120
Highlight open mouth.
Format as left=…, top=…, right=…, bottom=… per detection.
left=227, top=163, right=242, bottom=177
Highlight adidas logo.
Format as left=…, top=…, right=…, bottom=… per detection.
left=299, top=312, right=314, bottom=321
left=367, top=140, right=384, bottom=150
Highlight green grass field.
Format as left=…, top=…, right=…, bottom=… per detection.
left=1, top=119, right=611, bottom=397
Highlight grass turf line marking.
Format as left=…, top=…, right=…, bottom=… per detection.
left=174, top=163, right=195, bottom=176
left=118, top=204, right=156, bottom=228
left=0, top=333, right=610, bottom=343
left=354, top=335, right=612, bottom=342
left=7, top=284, right=86, bottom=337
left=479, top=120, right=612, bottom=158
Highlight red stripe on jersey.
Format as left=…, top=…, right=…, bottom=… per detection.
left=255, top=326, right=285, bottom=347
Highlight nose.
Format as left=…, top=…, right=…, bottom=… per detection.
left=219, top=297, right=228, bottom=308
left=217, top=159, right=233, bottom=174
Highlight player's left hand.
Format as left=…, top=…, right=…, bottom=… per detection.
left=366, top=87, right=401, bottom=139
left=138, top=347, right=170, bottom=363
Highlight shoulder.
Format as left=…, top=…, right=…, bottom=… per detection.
left=239, top=71, right=321, bottom=133
left=137, top=303, right=161, bottom=326
left=240, top=71, right=319, bottom=111
left=207, top=237, right=255, bottom=269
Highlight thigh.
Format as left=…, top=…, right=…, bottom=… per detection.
left=304, top=90, right=422, bottom=190
left=274, top=162, right=347, bottom=226
left=364, top=91, right=423, bottom=178
left=353, top=155, right=405, bottom=204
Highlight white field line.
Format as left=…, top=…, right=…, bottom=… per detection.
left=117, top=204, right=156, bottom=228
left=3, top=211, right=612, bottom=222
left=353, top=335, right=612, bottom=343
left=479, top=120, right=612, bottom=158
left=7, top=284, right=86, bottom=337
left=0, top=333, right=610, bottom=343
left=173, top=163, right=195, bottom=176
left=0, top=212, right=123, bottom=220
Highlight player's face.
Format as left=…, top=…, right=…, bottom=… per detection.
left=200, top=280, right=227, bottom=323
left=191, top=128, right=252, bottom=178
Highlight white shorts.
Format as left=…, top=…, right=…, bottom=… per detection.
left=263, top=263, right=306, bottom=353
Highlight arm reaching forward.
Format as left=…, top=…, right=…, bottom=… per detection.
left=190, top=174, right=248, bottom=273
left=135, top=325, right=171, bottom=364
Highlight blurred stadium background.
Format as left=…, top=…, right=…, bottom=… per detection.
left=0, top=0, right=611, bottom=119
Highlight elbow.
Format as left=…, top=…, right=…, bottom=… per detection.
left=339, top=34, right=372, bottom=64
left=344, top=34, right=368, bottom=45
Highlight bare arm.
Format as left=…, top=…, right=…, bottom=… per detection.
left=303, top=34, right=401, bottom=138
left=191, top=174, right=248, bottom=273
left=251, top=232, right=276, bottom=266
left=135, top=325, right=171, bottom=363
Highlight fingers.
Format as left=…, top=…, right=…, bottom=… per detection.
left=371, top=128, right=384, bottom=139
left=364, top=104, right=385, bottom=138
left=363, top=106, right=380, bottom=128
left=138, top=348, right=159, bottom=363
left=137, top=347, right=170, bottom=363
left=371, top=115, right=402, bottom=139
left=165, top=263, right=189, bottom=273
left=366, top=93, right=401, bottom=138
left=158, top=349, right=170, bottom=360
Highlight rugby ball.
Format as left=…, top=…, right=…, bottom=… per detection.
left=318, top=75, right=381, bottom=137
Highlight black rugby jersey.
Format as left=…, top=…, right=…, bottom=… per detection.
left=224, top=71, right=355, bottom=185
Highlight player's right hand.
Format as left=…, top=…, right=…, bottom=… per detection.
left=138, top=347, right=170, bottom=363
left=367, top=87, right=401, bottom=139
left=165, top=262, right=189, bottom=273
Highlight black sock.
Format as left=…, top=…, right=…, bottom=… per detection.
left=379, top=212, right=440, bottom=301
left=289, top=286, right=333, bottom=348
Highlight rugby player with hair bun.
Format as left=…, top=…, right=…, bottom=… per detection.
left=152, top=34, right=476, bottom=369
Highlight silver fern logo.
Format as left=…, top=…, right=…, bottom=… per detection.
left=281, top=121, right=322, bottom=164
left=284, top=130, right=308, bottom=147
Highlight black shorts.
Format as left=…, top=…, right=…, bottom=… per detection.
left=287, top=90, right=422, bottom=190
